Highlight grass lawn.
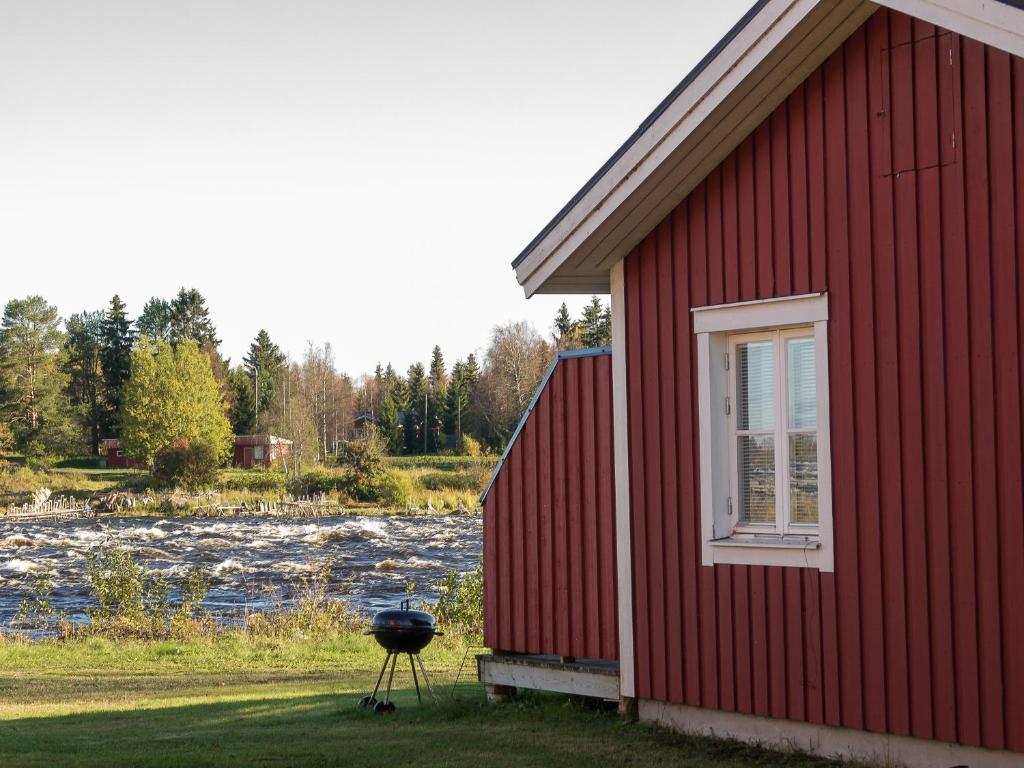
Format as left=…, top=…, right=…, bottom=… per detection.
left=0, top=636, right=853, bottom=768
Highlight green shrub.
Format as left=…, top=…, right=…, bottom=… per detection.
left=417, top=470, right=481, bottom=492
left=152, top=440, right=219, bottom=491
left=16, top=564, right=57, bottom=626
left=297, top=468, right=345, bottom=496
left=81, top=544, right=213, bottom=639
left=221, top=469, right=287, bottom=494
left=368, top=470, right=413, bottom=507
left=386, top=455, right=493, bottom=470
left=24, top=441, right=57, bottom=471
left=0, top=464, right=45, bottom=497
left=433, top=564, right=483, bottom=640
left=461, top=434, right=483, bottom=457
left=0, top=423, right=13, bottom=454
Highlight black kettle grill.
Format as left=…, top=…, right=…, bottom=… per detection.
left=358, top=601, right=442, bottom=713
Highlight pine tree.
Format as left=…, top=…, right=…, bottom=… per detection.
left=427, top=346, right=447, bottom=451
left=228, top=368, right=257, bottom=434
left=136, top=298, right=172, bottom=342
left=0, top=296, right=69, bottom=454
left=579, top=296, right=612, bottom=348
left=463, top=353, right=481, bottom=388
left=242, top=329, right=286, bottom=426
left=100, top=294, right=134, bottom=435
left=368, top=363, right=384, bottom=416
left=64, top=311, right=106, bottom=454
left=404, top=362, right=426, bottom=453
left=554, top=302, right=579, bottom=349
left=460, top=353, right=481, bottom=440
left=377, top=391, right=402, bottom=455
left=385, top=364, right=409, bottom=413
left=168, top=288, right=219, bottom=348
left=444, top=360, right=471, bottom=452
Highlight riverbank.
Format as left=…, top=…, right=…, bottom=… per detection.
left=0, top=456, right=494, bottom=519
left=0, top=634, right=854, bottom=768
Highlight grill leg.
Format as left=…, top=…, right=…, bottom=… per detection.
left=409, top=654, right=422, bottom=704
left=382, top=651, right=399, bottom=705
left=368, top=651, right=391, bottom=703
left=414, top=653, right=439, bottom=704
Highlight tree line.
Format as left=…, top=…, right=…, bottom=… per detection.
left=0, top=290, right=611, bottom=464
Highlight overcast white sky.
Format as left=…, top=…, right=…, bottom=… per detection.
left=0, top=0, right=751, bottom=376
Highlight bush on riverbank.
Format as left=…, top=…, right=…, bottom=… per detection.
left=434, top=565, right=483, bottom=641
left=151, top=440, right=220, bottom=491
left=14, top=541, right=483, bottom=643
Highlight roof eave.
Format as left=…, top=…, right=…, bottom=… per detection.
left=514, top=0, right=1024, bottom=298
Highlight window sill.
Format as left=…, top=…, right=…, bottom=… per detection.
left=710, top=534, right=820, bottom=551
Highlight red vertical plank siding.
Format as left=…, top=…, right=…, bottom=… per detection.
left=579, top=359, right=600, bottom=659
left=482, top=353, right=618, bottom=661
left=522, top=415, right=540, bottom=654
left=596, top=355, right=619, bottom=659
left=943, top=32, right=981, bottom=748
left=565, top=359, right=584, bottom=657
left=867, top=10, right=910, bottom=738
left=964, top=38, right=1003, bottom=751
left=656, top=220, right=685, bottom=704
left=621, top=7, right=1023, bottom=753
left=537, top=390, right=555, bottom=653
left=1001, top=54, right=1024, bottom=756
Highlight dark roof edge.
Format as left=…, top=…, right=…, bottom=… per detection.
left=479, top=346, right=612, bottom=503
left=511, top=0, right=773, bottom=270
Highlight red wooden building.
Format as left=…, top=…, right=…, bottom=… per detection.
left=482, top=1, right=1024, bottom=766
left=101, top=435, right=291, bottom=469
left=232, top=435, right=291, bottom=468
left=100, top=438, right=139, bottom=469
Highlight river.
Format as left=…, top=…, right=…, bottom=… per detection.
left=0, top=513, right=482, bottom=635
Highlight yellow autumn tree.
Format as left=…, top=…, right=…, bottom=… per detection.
left=120, top=338, right=232, bottom=466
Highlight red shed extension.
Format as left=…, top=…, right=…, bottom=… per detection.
left=486, top=1, right=1024, bottom=766
left=482, top=349, right=618, bottom=662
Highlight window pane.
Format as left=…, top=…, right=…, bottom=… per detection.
left=789, top=433, right=818, bottom=524
left=738, top=435, right=775, bottom=525
left=787, top=337, right=816, bottom=429
left=737, top=341, right=774, bottom=431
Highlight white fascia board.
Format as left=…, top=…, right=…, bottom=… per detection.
left=515, top=0, right=852, bottom=297
left=880, top=0, right=1024, bottom=59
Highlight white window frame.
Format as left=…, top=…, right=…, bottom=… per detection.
left=252, top=445, right=265, bottom=462
left=693, top=292, right=833, bottom=571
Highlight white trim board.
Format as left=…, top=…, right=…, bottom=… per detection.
left=610, top=259, right=636, bottom=699
left=478, top=656, right=620, bottom=702
left=640, top=699, right=1024, bottom=768
left=514, top=0, right=1024, bottom=297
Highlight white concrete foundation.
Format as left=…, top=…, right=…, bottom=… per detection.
left=477, top=655, right=620, bottom=701
left=640, top=698, right=1024, bottom=768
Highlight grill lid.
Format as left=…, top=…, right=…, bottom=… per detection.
left=370, top=601, right=436, bottom=632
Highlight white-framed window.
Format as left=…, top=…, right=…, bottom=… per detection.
left=253, top=446, right=265, bottom=462
left=693, top=293, right=833, bottom=571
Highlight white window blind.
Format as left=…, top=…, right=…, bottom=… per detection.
left=735, top=339, right=775, bottom=525
left=729, top=329, right=818, bottom=535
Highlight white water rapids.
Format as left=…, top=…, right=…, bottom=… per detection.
left=0, top=514, right=481, bottom=635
